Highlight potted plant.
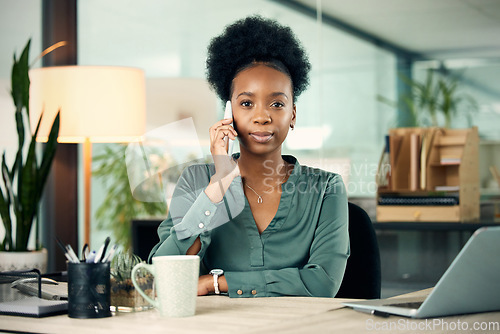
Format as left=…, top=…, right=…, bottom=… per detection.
left=378, top=69, right=478, bottom=128
left=0, top=40, right=60, bottom=273
left=92, top=144, right=168, bottom=251
left=110, top=250, right=154, bottom=312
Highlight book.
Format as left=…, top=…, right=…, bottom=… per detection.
left=490, top=166, right=500, bottom=187
left=0, top=297, right=67, bottom=317
left=420, top=128, right=437, bottom=190
left=409, top=133, right=420, bottom=191
left=377, top=135, right=391, bottom=187
left=378, top=196, right=459, bottom=206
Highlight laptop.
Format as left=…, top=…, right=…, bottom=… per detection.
left=343, top=226, right=500, bottom=318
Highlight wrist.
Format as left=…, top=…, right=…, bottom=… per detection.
left=209, top=269, right=224, bottom=294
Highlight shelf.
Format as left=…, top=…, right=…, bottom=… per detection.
left=429, top=163, right=461, bottom=167
left=377, top=127, right=479, bottom=222
left=435, top=136, right=466, bottom=146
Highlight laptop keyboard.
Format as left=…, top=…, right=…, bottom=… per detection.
left=386, top=301, right=423, bottom=309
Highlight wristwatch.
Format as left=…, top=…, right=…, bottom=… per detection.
left=209, top=269, right=224, bottom=295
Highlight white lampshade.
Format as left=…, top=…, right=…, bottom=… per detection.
left=29, top=66, right=146, bottom=143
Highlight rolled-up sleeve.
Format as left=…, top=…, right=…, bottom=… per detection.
left=148, top=164, right=245, bottom=261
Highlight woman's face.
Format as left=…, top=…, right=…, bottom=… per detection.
left=231, top=64, right=296, bottom=157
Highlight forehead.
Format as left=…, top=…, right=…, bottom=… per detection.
left=232, top=64, right=293, bottom=96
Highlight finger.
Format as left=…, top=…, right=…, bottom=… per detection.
left=213, top=125, right=237, bottom=140
left=214, top=128, right=237, bottom=143
left=210, top=118, right=232, bottom=131
left=209, top=119, right=233, bottom=141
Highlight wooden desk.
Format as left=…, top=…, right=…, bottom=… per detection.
left=1, top=289, right=499, bottom=334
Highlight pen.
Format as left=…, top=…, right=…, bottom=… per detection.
left=102, top=244, right=118, bottom=263
left=56, top=237, right=78, bottom=263
left=99, top=237, right=111, bottom=263
left=82, top=243, right=89, bottom=261
left=353, top=307, right=390, bottom=318
left=86, top=250, right=96, bottom=263
left=94, top=237, right=110, bottom=263
left=65, top=244, right=80, bottom=263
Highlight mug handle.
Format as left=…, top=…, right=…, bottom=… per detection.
left=131, top=263, right=158, bottom=308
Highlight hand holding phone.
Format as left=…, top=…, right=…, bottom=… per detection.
left=223, top=100, right=234, bottom=156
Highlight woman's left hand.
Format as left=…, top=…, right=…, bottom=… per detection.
left=197, top=275, right=213, bottom=296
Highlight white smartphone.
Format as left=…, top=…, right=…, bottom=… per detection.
left=223, top=100, right=234, bottom=155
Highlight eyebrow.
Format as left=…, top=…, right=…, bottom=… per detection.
left=236, top=91, right=289, bottom=100
left=271, top=92, right=289, bottom=100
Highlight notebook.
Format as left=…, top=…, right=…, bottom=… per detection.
left=0, top=297, right=67, bottom=317
left=0, top=277, right=68, bottom=317
left=343, top=226, right=500, bottom=318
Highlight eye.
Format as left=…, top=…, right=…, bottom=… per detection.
left=271, top=101, right=284, bottom=108
left=240, top=100, right=253, bottom=108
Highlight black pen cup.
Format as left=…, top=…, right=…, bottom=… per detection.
left=67, top=262, right=111, bottom=318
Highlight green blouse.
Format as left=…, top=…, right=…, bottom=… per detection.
left=149, top=155, right=349, bottom=298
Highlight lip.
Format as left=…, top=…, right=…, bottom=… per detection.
left=249, top=131, right=273, bottom=143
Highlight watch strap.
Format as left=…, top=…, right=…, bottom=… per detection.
left=213, top=273, right=220, bottom=294
left=209, top=269, right=224, bottom=295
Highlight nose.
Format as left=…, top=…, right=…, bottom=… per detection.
left=253, top=104, right=271, bottom=125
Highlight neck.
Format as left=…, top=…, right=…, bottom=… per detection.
left=237, top=149, right=286, bottom=182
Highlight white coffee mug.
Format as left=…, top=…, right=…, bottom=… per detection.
left=132, top=255, right=199, bottom=317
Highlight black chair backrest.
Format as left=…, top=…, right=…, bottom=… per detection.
left=132, top=219, right=162, bottom=262
left=336, top=202, right=381, bottom=299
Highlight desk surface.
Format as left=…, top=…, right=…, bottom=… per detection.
left=373, top=221, right=499, bottom=231
left=1, top=289, right=500, bottom=334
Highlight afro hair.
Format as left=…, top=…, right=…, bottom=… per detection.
left=206, top=15, right=311, bottom=103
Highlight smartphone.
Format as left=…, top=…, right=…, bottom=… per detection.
left=224, top=100, right=234, bottom=155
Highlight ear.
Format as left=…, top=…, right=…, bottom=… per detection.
left=291, top=104, right=297, bottom=128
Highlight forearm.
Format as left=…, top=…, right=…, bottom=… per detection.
left=204, top=164, right=240, bottom=203
left=186, top=237, right=201, bottom=255
left=198, top=274, right=228, bottom=296
left=223, top=266, right=344, bottom=298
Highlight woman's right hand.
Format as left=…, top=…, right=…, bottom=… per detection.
left=209, top=118, right=239, bottom=177
left=209, top=118, right=237, bottom=156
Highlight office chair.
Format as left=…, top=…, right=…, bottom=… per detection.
left=335, top=202, right=381, bottom=299
left=132, top=219, right=162, bottom=262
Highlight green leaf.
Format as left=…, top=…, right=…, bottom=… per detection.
left=0, top=155, right=13, bottom=250
left=37, top=111, right=60, bottom=199
left=11, top=39, right=31, bottom=117
left=17, top=124, right=40, bottom=250
left=13, top=110, right=25, bottom=167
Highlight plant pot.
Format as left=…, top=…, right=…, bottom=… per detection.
left=0, top=248, right=48, bottom=274
left=110, top=274, right=154, bottom=312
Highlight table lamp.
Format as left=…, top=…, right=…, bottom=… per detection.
left=29, top=66, right=146, bottom=246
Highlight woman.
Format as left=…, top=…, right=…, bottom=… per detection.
left=149, top=16, right=349, bottom=298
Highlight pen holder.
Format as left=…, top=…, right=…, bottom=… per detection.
left=67, top=262, right=111, bottom=318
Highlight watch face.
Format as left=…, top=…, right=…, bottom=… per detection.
left=210, top=269, right=224, bottom=275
